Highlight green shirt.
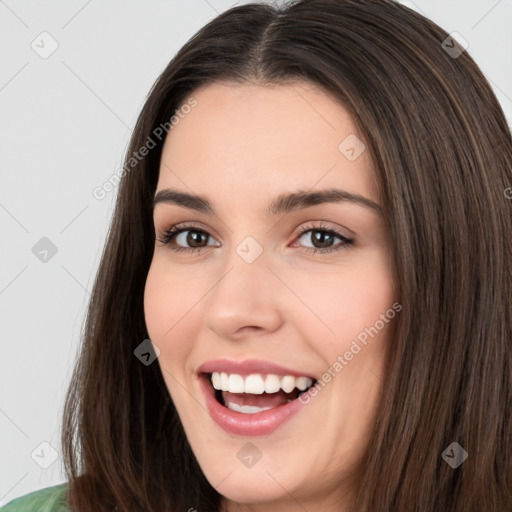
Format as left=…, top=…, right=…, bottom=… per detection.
left=1, top=483, right=69, bottom=512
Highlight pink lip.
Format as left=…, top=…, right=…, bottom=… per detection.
left=198, top=373, right=309, bottom=436
left=197, top=358, right=317, bottom=379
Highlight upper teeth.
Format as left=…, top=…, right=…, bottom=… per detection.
left=210, top=372, right=313, bottom=394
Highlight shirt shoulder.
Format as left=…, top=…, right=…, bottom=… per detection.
left=1, top=483, right=69, bottom=512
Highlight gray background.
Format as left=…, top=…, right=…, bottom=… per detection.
left=1, top=0, right=511, bottom=504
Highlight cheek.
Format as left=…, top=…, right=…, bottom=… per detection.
left=143, top=263, right=195, bottom=401
left=143, top=260, right=200, bottom=341
left=296, top=252, right=396, bottom=344
left=143, top=265, right=169, bottom=341
left=143, top=259, right=211, bottom=389
left=143, top=263, right=187, bottom=376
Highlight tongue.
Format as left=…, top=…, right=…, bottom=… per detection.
left=222, top=389, right=298, bottom=408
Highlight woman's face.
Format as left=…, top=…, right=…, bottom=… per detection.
left=144, top=81, right=397, bottom=511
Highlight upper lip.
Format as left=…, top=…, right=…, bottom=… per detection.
left=197, top=358, right=317, bottom=380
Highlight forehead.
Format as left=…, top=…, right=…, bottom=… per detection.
left=157, top=81, right=379, bottom=206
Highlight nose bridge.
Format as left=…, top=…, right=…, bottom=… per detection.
left=202, top=232, right=283, bottom=336
left=216, top=232, right=270, bottom=302
left=233, top=234, right=266, bottom=266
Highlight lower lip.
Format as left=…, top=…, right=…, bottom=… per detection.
left=198, top=374, right=306, bottom=436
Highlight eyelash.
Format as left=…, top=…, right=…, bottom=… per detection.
left=156, top=222, right=354, bottom=255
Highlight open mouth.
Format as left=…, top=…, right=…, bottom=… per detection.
left=201, top=372, right=318, bottom=414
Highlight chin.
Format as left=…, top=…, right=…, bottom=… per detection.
left=213, top=470, right=298, bottom=505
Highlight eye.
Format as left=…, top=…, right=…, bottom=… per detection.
left=292, top=221, right=354, bottom=254
left=156, top=221, right=354, bottom=255
left=156, top=223, right=219, bottom=254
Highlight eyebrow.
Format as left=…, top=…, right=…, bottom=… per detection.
left=153, top=188, right=383, bottom=217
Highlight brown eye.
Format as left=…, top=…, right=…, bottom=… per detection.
left=156, top=224, right=219, bottom=252
left=157, top=222, right=354, bottom=255
left=294, top=222, right=354, bottom=254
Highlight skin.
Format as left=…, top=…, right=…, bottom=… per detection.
left=144, top=80, right=397, bottom=512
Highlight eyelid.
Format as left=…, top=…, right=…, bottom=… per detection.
left=155, top=221, right=218, bottom=248
left=295, top=220, right=353, bottom=240
left=157, top=220, right=351, bottom=240
left=156, top=220, right=355, bottom=255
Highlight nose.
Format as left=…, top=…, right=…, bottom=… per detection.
left=202, top=246, right=284, bottom=341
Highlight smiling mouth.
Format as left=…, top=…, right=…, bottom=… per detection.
left=201, top=372, right=318, bottom=414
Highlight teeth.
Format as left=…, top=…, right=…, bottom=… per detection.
left=281, top=375, right=295, bottom=393
left=220, top=372, right=229, bottom=391
left=211, top=371, right=221, bottom=390
left=228, top=374, right=245, bottom=393
left=264, top=374, right=281, bottom=393
left=226, top=402, right=273, bottom=414
left=295, top=376, right=311, bottom=391
left=210, top=372, right=313, bottom=394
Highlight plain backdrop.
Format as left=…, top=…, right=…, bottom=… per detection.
left=1, top=0, right=511, bottom=505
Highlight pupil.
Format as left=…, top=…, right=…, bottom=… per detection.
left=313, top=231, right=333, bottom=248
left=188, top=231, right=206, bottom=247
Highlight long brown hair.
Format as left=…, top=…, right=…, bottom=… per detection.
left=61, top=1, right=512, bottom=510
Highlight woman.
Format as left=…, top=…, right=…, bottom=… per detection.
left=3, top=0, right=511, bottom=510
